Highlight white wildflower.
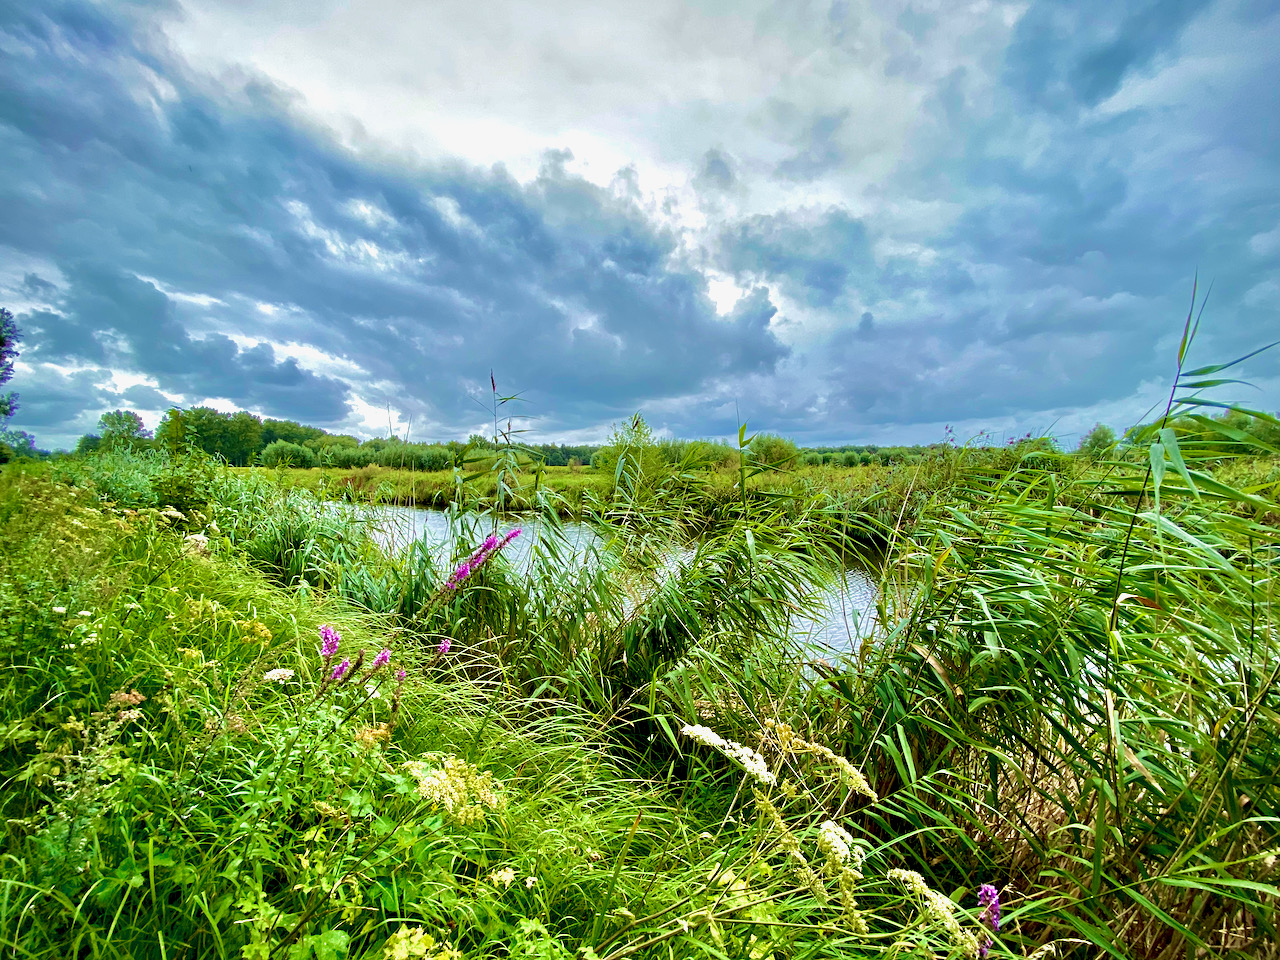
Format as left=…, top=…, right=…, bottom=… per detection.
left=681, top=723, right=775, bottom=786
left=404, top=755, right=505, bottom=827
left=816, top=820, right=854, bottom=869
left=889, top=869, right=980, bottom=959
left=52, top=606, right=67, bottom=615
left=263, top=668, right=295, bottom=684
left=681, top=723, right=728, bottom=750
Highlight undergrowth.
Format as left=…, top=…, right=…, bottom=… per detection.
left=2, top=327, right=1278, bottom=958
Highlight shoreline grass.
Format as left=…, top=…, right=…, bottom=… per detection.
left=3, top=388, right=1279, bottom=958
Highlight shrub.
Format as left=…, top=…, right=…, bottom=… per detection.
left=259, top=439, right=316, bottom=468
left=749, top=433, right=799, bottom=469
left=375, top=442, right=451, bottom=471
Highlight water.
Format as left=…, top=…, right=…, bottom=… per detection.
left=351, top=504, right=878, bottom=655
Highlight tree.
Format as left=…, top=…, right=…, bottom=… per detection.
left=156, top=406, right=262, bottom=465
left=748, top=433, right=799, bottom=469
left=261, top=417, right=326, bottom=449
left=260, top=439, right=316, bottom=468
left=1, top=307, right=20, bottom=421
left=1078, top=423, right=1116, bottom=460
left=98, top=409, right=152, bottom=447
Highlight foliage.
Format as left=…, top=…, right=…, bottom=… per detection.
left=0, top=306, right=19, bottom=421
left=748, top=432, right=799, bottom=469
left=261, top=439, right=319, bottom=468
left=98, top=409, right=153, bottom=448
left=156, top=406, right=264, bottom=465
left=1077, top=422, right=1117, bottom=459
left=7, top=324, right=1280, bottom=958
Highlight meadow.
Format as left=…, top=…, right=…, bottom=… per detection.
left=1, top=377, right=1278, bottom=958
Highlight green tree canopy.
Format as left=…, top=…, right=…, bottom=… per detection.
left=98, top=409, right=153, bottom=446
left=1078, top=423, right=1117, bottom=460
left=748, top=433, right=799, bottom=469
left=261, top=417, right=326, bottom=448
left=156, top=406, right=263, bottom=465
left=1, top=307, right=20, bottom=421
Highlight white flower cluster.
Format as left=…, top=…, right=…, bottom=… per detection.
left=404, top=755, right=505, bottom=827
left=888, top=869, right=980, bottom=960
left=681, top=723, right=776, bottom=785
left=816, top=820, right=854, bottom=868
left=262, top=668, right=295, bottom=684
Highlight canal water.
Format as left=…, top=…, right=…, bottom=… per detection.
left=351, top=504, right=878, bottom=656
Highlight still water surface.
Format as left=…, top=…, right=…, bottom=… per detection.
left=352, top=504, right=877, bottom=655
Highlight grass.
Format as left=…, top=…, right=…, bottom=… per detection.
left=3, top=349, right=1279, bottom=957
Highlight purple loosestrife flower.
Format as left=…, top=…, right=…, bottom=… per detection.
left=345, top=648, right=367, bottom=684
left=371, top=648, right=391, bottom=671
left=444, top=529, right=522, bottom=590
left=319, top=625, right=341, bottom=662
left=977, top=884, right=1001, bottom=959
left=331, top=658, right=351, bottom=682
left=437, top=637, right=452, bottom=655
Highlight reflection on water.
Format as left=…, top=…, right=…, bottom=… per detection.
left=354, top=504, right=601, bottom=568
left=793, top=566, right=879, bottom=655
left=349, top=504, right=878, bottom=656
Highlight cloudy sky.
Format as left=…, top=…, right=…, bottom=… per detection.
left=2, top=0, right=1277, bottom=450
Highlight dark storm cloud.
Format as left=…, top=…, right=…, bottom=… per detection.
left=1003, top=0, right=1212, bottom=110
left=719, top=208, right=873, bottom=308
left=31, top=264, right=352, bottom=423
left=0, top=1, right=788, bottom=443
left=704, top=0, right=1278, bottom=438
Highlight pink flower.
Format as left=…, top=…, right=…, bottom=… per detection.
left=319, top=625, right=341, bottom=660
left=437, top=637, right=452, bottom=655
left=371, top=648, right=391, bottom=670
left=331, top=658, right=351, bottom=682
left=443, top=529, right=523, bottom=591
left=977, top=884, right=1001, bottom=959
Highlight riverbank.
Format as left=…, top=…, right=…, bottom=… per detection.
left=4, top=436, right=1278, bottom=958
left=233, top=445, right=1081, bottom=538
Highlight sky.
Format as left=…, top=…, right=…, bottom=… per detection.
left=1, top=0, right=1277, bottom=450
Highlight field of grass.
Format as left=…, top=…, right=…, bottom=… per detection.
left=234, top=446, right=1094, bottom=542
left=2, top=386, right=1279, bottom=959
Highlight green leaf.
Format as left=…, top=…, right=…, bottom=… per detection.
left=1179, top=339, right=1280, bottom=377
left=1157, top=428, right=1197, bottom=500
left=1148, top=440, right=1165, bottom=514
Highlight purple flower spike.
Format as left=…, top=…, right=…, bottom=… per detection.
left=396, top=667, right=407, bottom=682
left=319, top=625, right=341, bottom=661
left=437, top=637, right=452, bottom=655
left=443, top=528, right=523, bottom=592
left=977, top=884, right=1001, bottom=959
left=978, top=885, right=1000, bottom=931
left=371, top=648, right=391, bottom=670
left=331, top=658, right=351, bottom=682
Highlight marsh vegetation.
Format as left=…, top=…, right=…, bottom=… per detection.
left=2, top=353, right=1279, bottom=960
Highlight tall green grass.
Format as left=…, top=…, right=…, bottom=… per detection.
left=6, top=327, right=1279, bottom=957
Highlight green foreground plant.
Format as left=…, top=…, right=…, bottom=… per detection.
left=2, top=323, right=1279, bottom=958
